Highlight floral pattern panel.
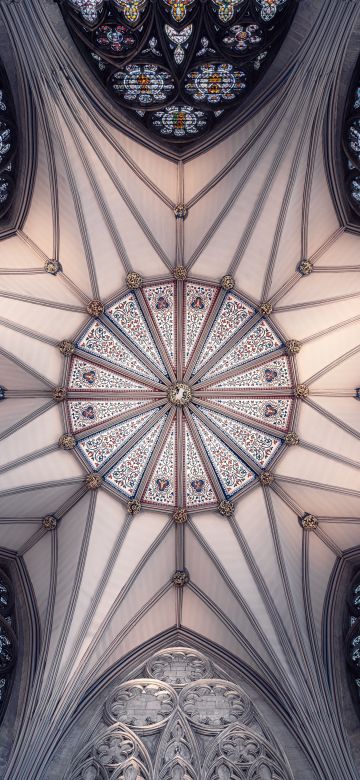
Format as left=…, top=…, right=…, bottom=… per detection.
left=61, top=0, right=298, bottom=144
left=64, top=276, right=294, bottom=512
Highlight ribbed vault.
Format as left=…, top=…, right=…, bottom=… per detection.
left=0, top=1, right=359, bottom=779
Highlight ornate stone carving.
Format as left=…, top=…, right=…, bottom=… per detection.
left=285, top=432, right=299, bottom=446
left=104, top=680, right=176, bottom=733
left=202, top=723, right=292, bottom=780
left=221, top=275, right=235, bottom=290
left=59, top=434, right=76, bottom=450
left=146, top=648, right=212, bottom=687
left=66, top=647, right=294, bottom=780
left=154, top=713, right=200, bottom=780
left=173, top=266, right=188, bottom=280
left=286, top=339, right=301, bottom=355
left=126, top=272, right=143, bottom=290
left=174, top=205, right=188, bottom=220
left=218, top=500, right=234, bottom=517
left=75, top=725, right=151, bottom=780
left=86, top=299, right=104, bottom=317
left=298, top=259, right=313, bottom=275
left=295, top=384, right=309, bottom=398
left=173, top=508, right=188, bottom=524
left=52, top=387, right=67, bottom=402
left=301, top=514, right=318, bottom=530
left=128, top=499, right=141, bottom=516
left=260, top=472, right=274, bottom=486
left=260, top=302, right=273, bottom=316
left=86, top=474, right=102, bottom=490
left=59, top=339, right=75, bottom=356
left=179, top=680, right=251, bottom=734
left=172, top=570, right=190, bottom=588
left=42, top=515, right=57, bottom=530
left=44, top=258, right=61, bottom=275
left=167, top=383, right=192, bottom=407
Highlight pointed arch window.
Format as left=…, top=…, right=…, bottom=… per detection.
left=60, top=0, right=298, bottom=144
left=345, top=571, right=360, bottom=715
left=0, top=568, right=17, bottom=725
left=0, top=62, right=17, bottom=221
left=65, top=647, right=294, bottom=779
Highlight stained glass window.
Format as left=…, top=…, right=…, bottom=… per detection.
left=0, top=568, right=16, bottom=725
left=346, top=571, right=360, bottom=715
left=0, top=63, right=17, bottom=221
left=61, top=0, right=298, bottom=144
left=64, top=276, right=295, bottom=512
left=341, top=55, right=360, bottom=218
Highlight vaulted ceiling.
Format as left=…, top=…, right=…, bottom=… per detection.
left=0, top=1, right=359, bottom=779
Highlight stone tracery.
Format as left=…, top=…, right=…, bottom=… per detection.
left=66, top=648, right=293, bottom=780
left=60, top=0, right=298, bottom=144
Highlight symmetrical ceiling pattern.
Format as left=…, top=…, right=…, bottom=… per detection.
left=0, top=0, right=359, bottom=779
left=61, top=0, right=297, bottom=144
left=63, top=278, right=294, bottom=510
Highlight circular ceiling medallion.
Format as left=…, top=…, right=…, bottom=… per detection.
left=64, top=276, right=295, bottom=512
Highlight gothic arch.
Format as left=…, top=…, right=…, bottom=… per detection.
left=64, top=647, right=294, bottom=780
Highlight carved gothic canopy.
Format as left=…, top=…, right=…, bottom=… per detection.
left=0, top=62, right=17, bottom=221
left=60, top=0, right=298, bottom=145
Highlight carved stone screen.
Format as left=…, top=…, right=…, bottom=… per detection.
left=65, top=647, right=293, bottom=780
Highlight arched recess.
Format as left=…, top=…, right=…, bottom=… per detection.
left=39, top=630, right=318, bottom=780
left=0, top=13, right=36, bottom=236
left=63, top=644, right=294, bottom=780
left=0, top=551, right=39, bottom=776
left=323, top=547, right=360, bottom=775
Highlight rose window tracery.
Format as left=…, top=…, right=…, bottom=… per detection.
left=66, top=647, right=294, bottom=780
left=63, top=276, right=295, bottom=513
left=61, top=0, right=298, bottom=144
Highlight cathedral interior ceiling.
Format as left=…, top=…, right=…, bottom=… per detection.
left=0, top=0, right=359, bottom=778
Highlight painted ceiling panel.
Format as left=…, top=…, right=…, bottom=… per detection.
left=0, top=1, right=359, bottom=777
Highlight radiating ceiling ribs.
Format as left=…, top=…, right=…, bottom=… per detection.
left=261, top=75, right=330, bottom=302
left=0, top=399, right=55, bottom=443
left=304, top=397, right=360, bottom=441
